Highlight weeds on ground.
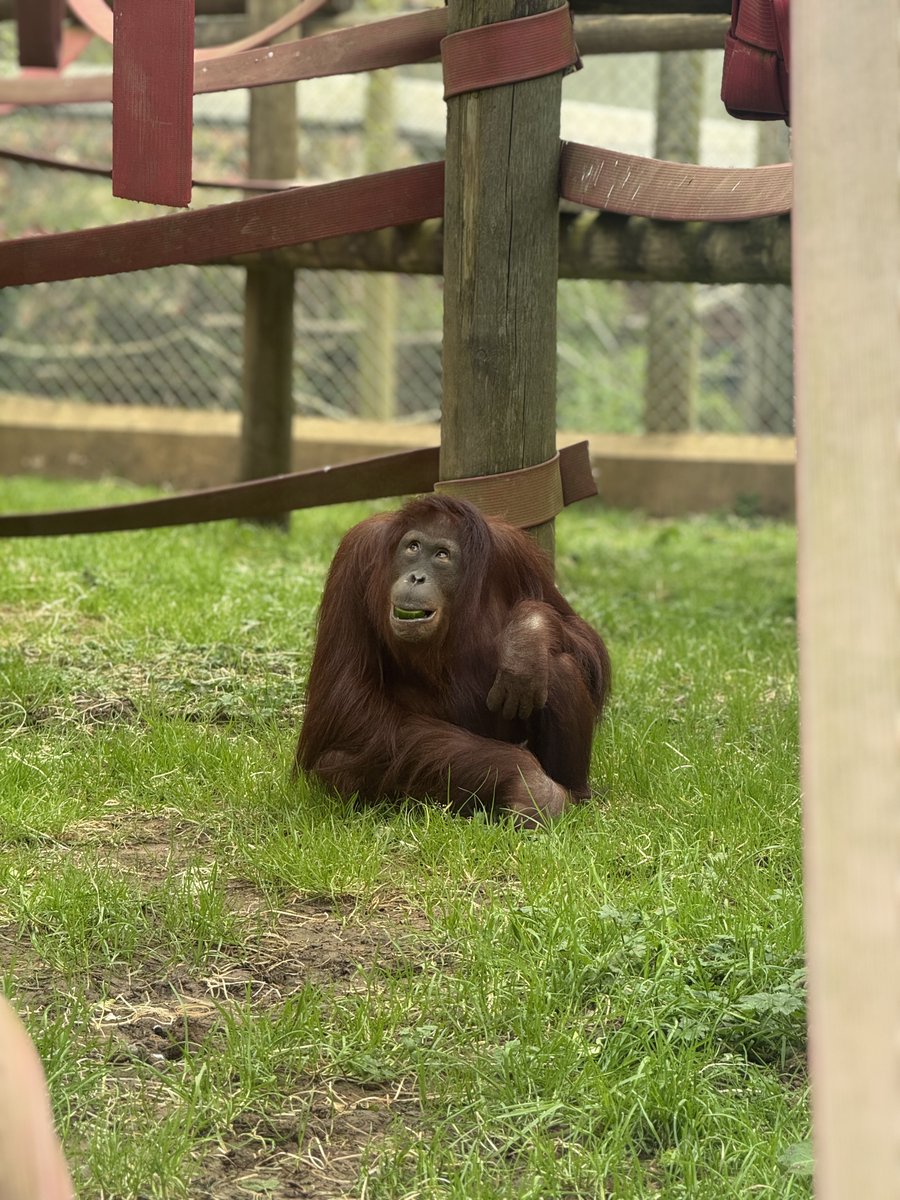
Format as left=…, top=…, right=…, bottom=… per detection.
left=0, top=476, right=808, bottom=1199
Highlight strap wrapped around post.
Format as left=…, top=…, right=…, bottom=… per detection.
left=436, top=442, right=595, bottom=529
left=0, top=442, right=596, bottom=539
left=441, top=3, right=580, bottom=99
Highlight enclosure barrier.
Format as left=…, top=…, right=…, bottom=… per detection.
left=0, top=149, right=791, bottom=289
left=0, top=0, right=790, bottom=541
left=0, top=441, right=595, bottom=537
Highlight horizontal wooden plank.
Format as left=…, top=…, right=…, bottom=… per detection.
left=222, top=211, right=792, bottom=285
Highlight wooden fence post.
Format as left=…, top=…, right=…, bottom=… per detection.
left=643, top=50, right=703, bottom=434
left=357, top=69, right=398, bottom=422
left=793, top=1, right=899, bottom=1197
left=441, top=0, right=564, bottom=559
left=239, top=0, right=300, bottom=526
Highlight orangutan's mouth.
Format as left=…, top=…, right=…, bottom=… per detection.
left=392, top=607, right=435, bottom=622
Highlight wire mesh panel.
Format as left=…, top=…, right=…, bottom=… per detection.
left=0, top=10, right=792, bottom=435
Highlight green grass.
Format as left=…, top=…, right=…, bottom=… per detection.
left=0, top=476, right=808, bottom=1199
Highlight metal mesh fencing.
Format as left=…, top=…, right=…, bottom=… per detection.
left=0, top=10, right=793, bottom=435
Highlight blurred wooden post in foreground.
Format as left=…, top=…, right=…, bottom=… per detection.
left=239, top=0, right=300, bottom=527
left=793, top=1, right=899, bottom=1197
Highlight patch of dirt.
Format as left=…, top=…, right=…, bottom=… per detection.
left=96, top=995, right=218, bottom=1066
left=7, top=807, right=429, bottom=1003
left=4, top=637, right=308, bottom=730
left=63, top=812, right=211, bottom=874
left=32, top=693, right=142, bottom=727
left=252, top=903, right=412, bottom=992
left=3, top=898, right=429, bottom=1197
left=4, top=813, right=435, bottom=1199
left=194, top=1078, right=417, bottom=1200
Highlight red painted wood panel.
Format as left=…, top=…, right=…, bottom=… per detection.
left=112, top=0, right=195, bottom=207
left=15, top=0, right=65, bottom=68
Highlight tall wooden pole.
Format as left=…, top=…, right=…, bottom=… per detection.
left=357, top=69, right=398, bottom=421
left=643, top=50, right=703, bottom=434
left=239, top=0, right=300, bottom=526
left=793, top=2, right=899, bottom=1197
left=441, top=0, right=564, bottom=558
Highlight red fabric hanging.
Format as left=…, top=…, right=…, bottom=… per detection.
left=721, top=0, right=790, bottom=122
left=15, top=0, right=65, bottom=68
left=112, top=0, right=195, bottom=207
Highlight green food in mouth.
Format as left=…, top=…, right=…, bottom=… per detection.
left=394, top=608, right=432, bottom=620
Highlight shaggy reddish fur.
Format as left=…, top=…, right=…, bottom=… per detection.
left=295, top=495, right=610, bottom=820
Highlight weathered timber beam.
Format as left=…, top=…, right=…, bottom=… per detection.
left=218, top=214, right=790, bottom=285
left=576, top=14, right=728, bottom=53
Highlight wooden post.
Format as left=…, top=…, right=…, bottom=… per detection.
left=742, top=122, right=792, bottom=434
left=357, top=69, right=398, bottom=421
left=239, top=0, right=300, bottom=526
left=441, top=0, right=564, bottom=558
left=14, top=0, right=63, bottom=67
left=793, top=2, right=899, bottom=1198
left=643, top=50, right=703, bottom=433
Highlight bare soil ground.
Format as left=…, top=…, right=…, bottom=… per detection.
left=0, top=814, right=431, bottom=1199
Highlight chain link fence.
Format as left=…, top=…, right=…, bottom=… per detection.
left=0, top=8, right=793, bottom=436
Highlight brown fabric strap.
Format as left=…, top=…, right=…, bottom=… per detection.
left=0, top=9, right=448, bottom=106
left=436, top=443, right=596, bottom=528
left=557, top=439, right=598, bottom=509
left=560, top=140, right=792, bottom=221
left=437, top=454, right=565, bottom=529
left=0, top=448, right=439, bottom=538
left=196, top=8, right=447, bottom=96
left=0, top=143, right=793, bottom=288
left=0, top=160, right=446, bottom=287
left=85, top=6, right=576, bottom=102
left=112, top=0, right=194, bottom=208
left=0, top=442, right=595, bottom=539
left=5, top=7, right=578, bottom=106
left=441, top=4, right=579, bottom=99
